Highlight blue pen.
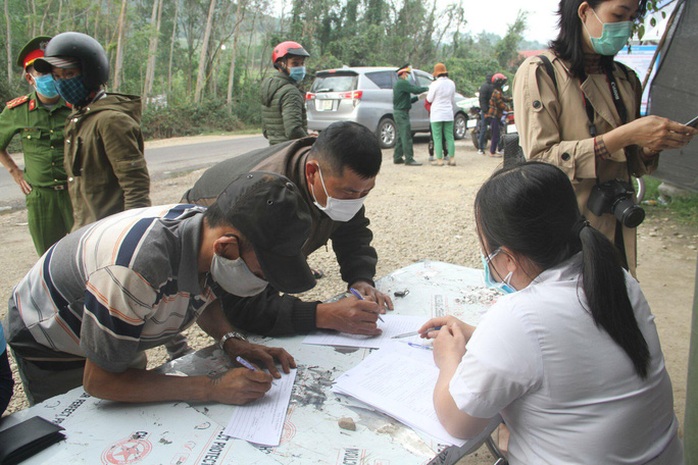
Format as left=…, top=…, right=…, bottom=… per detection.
left=349, top=287, right=384, bottom=322
left=236, top=356, right=258, bottom=371
left=407, top=341, right=433, bottom=351
left=236, top=356, right=277, bottom=385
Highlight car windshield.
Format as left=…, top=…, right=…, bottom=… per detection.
left=310, top=74, right=357, bottom=93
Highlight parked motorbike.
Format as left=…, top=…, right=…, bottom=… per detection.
left=469, top=106, right=514, bottom=151
left=469, top=106, right=487, bottom=150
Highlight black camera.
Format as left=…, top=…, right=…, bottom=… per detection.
left=587, top=179, right=645, bottom=228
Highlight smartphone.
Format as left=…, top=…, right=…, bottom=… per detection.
left=685, top=115, right=698, bottom=128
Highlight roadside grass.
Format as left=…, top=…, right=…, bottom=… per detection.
left=191, top=127, right=262, bottom=137
left=642, top=176, right=698, bottom=229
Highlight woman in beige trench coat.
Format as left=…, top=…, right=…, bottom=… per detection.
left=513, top=0, right=696, bottom=276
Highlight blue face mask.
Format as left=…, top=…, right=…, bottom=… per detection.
left=33, top=74, right=59, bottom=98
left=288, top=66, right=306, bottom=82
left=55, top=75, right=91, bottom=106
left=481, top=249, right=516, bottom=294
left=585, top=8, right=633, bottom=56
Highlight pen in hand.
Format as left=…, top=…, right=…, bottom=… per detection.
left=349, top=287, right=384, bottom=322
left=236, top=356, right=259, bottom=371
left=391, top=326, right=442, bottom=339
left=236, top=356, right=277, bottom=385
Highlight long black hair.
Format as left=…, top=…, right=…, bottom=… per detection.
left=550, top=0, right=648, bottom=79
left=475, top=162, right=650, bottom=378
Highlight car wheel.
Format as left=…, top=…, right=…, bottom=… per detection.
left=454, top=112, right=467, bottom=140
left=377, top=117, right=396, bottom=149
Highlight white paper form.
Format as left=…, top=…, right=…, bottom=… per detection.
left=303, top=314, right=429, bottom=348
left=332, top=344, right=466, bottom=446
left=224, top=368, right=297, bottom=447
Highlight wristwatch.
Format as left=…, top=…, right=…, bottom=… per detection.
left=218, top=331, right=248, bottom=351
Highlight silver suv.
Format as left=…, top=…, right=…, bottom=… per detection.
left=306, top=66, right=469, bottom=148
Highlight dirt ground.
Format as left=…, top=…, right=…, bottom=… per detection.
left=0, top=134, right=696, bottom=463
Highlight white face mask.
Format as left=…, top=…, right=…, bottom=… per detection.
left=310, top=164, right=366, bottom=222
left=210, top=253, right=268, bottom=296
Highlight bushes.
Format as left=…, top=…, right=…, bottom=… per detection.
left=141, top=99, right=245, bottom=140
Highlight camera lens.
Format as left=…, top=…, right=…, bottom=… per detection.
left=613, top=197, right=645, bottom=228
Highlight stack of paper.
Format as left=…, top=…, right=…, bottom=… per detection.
left=332, top=343, right=466, bottom=446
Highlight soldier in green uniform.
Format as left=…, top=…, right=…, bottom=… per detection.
left=0, top=36, right=73, bottom=255
left=392, top=64, right=428, bottom=166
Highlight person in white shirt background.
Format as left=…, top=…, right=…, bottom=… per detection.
left=426, top=63, right=457, bottom=166
left=419, top=162, right=682, bottom=464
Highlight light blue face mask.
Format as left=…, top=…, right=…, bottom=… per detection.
left=288, top=66, right=306, bottom=82
left=33, top=74, right=59, bottom=98
left=585, top=8, right=633, bottom=56
left=481, top=249, right=516, bottom=294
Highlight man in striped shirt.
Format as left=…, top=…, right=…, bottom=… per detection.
left=4, top=172, right=315, bottom=405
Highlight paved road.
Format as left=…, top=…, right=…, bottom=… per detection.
left=0, top=135, right=267, bottom=210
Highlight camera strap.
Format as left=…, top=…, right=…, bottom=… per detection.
left=579, top=65, right=628, bottom=137
left=605, top=66, right=628, bottom=125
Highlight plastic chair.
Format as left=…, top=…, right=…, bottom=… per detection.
left=427, top=415, right=508, bottom=465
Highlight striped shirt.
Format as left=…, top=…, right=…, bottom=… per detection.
left=6, top=204, right=218, bottom=373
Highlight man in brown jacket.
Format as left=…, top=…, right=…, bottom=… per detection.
left=183, top=121, right=393, bottom=337
left=34, top=32, right=151, bottom=230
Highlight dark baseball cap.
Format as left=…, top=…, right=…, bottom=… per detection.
left=213, top=171, right=315, bottom=294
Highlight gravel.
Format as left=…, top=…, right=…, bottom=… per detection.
left=0, top=136, right=693, bottom=465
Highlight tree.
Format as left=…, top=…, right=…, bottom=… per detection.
left=4, top=0, right=12, bottom=86
left=167, top=0, right=179, bottom=96
left=143, top=0, right=164, bottom=105
left=226, top=0, right=248, bottom=107
left=494, top=10, right=527, bottom=72
left=113, top=0, right=128, bottom=91
left=194, top=0, right=216, bottom=103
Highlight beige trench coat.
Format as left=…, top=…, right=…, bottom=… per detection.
left=513, top=51, right=658, bottom=276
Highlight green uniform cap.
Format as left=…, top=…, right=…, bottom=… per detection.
left=16, top=36, right=52, bottom=69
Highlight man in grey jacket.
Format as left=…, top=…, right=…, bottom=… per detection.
left=183, top=121, right=393, bottom=337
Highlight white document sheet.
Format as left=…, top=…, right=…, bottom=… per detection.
left=332, top=343, right=466, bottom=446
left=302, top=314, right=430, bottom=348
left=224, top=368, right=297, bottom=447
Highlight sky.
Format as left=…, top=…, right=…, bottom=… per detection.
left=455, top=0, right=561, bottom=45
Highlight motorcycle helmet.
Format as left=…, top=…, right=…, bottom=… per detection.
left=272, top=41, right=310, bottom=66
left=491, top=73, right=508, bottom=88
left=33, top=32, right=109, bottom=90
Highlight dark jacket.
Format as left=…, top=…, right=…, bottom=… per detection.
left=64, top=93, right=151, bottom=229
left=260, top=72, right=308, bottom=145
left=478, top=81, right=494, bottom=113
left=182, top=138, right=378, bottom=335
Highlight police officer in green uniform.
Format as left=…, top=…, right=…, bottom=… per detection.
left=392, top=64, right=428, bottom=166
left=0, top=36, right=73, bottom=255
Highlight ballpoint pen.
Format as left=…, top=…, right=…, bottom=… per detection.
left=236, top=356, right=259, bottom=371
left=349, top=287, right=384, bottom=322
left=391, top=326, right=442, bottom=339
left=236, top=356, right=277, bottom=385
left=406, top=341, right=433, bottom=351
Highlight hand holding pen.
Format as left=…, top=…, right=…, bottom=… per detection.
left=416, top=316, right=476, bottom=341
left=349, top=287, right=384, bottom=322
